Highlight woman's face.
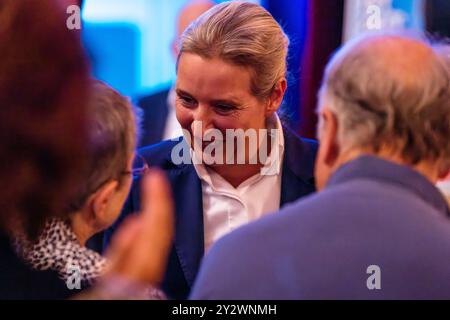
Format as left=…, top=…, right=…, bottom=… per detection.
left=175, top=53, right=270, bottom=148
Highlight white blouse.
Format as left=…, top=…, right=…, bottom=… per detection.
left=192, top=114, right=285, bottom=253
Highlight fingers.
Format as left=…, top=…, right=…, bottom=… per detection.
left=140, top=169, right=175, bottom=249
left=141, top=168, right=174, bottom=221
left=108, top=216, right=140, bottom=254
left=104, top=215, right=141, bottom=271
left=103, top=169, right=175, bottom=285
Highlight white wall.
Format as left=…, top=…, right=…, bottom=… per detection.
left=343, top=0, right=425, bottom=42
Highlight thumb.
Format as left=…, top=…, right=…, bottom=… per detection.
left=140, top=169, right=174, bottom=245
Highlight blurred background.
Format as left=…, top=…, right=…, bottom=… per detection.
left=80, top=0, right=450, bottom=139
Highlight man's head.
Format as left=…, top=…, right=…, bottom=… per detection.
left=315, top=33, right=450, bottom=190
left=68, top=80, right=139, bottom=235
left=172, top=0, right=215, bottom=59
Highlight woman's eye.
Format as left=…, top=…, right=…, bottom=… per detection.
left=215, top=104, right=235, bottom=114
left=179, top=95, right=196, bottom=107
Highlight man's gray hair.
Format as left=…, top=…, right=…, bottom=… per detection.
left=317, top=33, right=450, bottom=172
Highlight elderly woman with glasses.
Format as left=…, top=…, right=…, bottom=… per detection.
left=14, top=81, right=163, bottom=298
left=105, top=2, right=318, bottom=300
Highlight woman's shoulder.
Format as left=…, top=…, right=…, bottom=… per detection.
left=0, top=234, right=75, bottom=299
left=283, top=127, right=318, bottom=156
left=14, top=219, right=107, bottom=290
left=282, top=127, right=318, bottom=183
left=138, top=137, right=189, bottom=170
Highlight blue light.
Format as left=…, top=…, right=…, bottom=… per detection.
left=82, top=0, right=260, bottom=99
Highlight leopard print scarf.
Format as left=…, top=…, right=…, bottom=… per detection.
left=14, top=218, right=107, bottom=287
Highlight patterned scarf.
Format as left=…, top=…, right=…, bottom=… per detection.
left=14, top=218, right=106, bottom=287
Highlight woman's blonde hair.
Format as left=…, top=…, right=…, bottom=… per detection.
left=178, top=1, right=289, bottom=100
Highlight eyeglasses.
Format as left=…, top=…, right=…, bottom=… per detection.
left=122, top=153, right=149, bottom=179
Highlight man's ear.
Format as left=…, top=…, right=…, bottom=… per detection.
left=437, top=163, right=450, bottom=181
left=265, top=78, right=287, bottom=117
left=319, top=108, right=340, bottom=166
left=90, top=180, right=119, bottom=223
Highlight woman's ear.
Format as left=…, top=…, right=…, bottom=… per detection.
left=265, top=78, right=287, bottom=116
left=90, top=180, right=119, bottom=224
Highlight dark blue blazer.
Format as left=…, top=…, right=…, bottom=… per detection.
left=136, top=88, right=170, bottom=147
left=104, top=128, right=317, bottom=299
left=191, top=156, right=450, bottom=299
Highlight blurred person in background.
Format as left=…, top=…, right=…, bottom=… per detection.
left=426, top=0, right=450, bottom=39
left=0, top=0, right=173, bottom=300
left=136, top=0, right=214, bottom=147
left=191, top=33, right=450, bottom=299
left=105, top=1, right=317, bottom=300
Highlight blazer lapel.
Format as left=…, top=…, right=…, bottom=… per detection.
left=131, top=145, right=204, bottom=289
left=169, top=163, right=204, bottom=287
left=280, top=128, right=318, bottom=206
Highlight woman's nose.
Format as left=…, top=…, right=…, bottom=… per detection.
left=191, top=105, right=214, bottom=133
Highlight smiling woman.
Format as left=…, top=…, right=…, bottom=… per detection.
left=175, top=54, right=278, bottom=172
left=104, top=1, right=318, bottom=300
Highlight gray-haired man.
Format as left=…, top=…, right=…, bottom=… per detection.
left=191, top=33, right=450, bottom=299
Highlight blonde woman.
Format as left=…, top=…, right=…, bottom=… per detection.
left=105, top=1, right=317, bottom=299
